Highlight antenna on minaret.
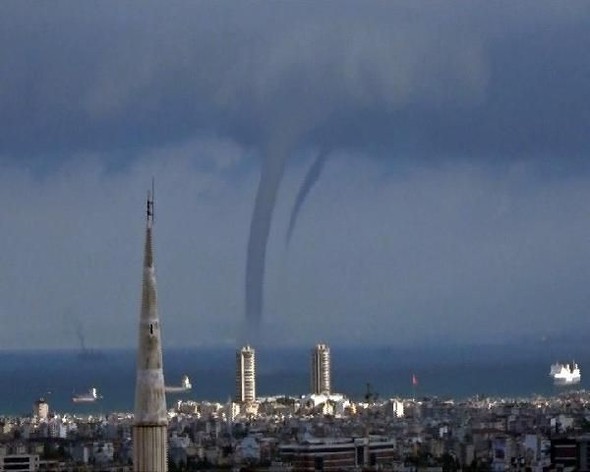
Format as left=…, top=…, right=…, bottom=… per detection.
left=147, top=178, right=155, bottom=223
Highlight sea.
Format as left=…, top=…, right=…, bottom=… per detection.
left=0, top=341, right=588, bottom=416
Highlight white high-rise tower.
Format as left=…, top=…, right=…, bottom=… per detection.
left=311, top=343, right=331, bottom=395
left=133, top=188, right=168, bottom=472
left=235, top=345, right=256, bottom=403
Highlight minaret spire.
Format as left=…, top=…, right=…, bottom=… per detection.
left=133, top=183, right=168, bottom=472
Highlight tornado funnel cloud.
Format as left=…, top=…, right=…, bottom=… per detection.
left=245, top=144, right=288, bottom=331
left=286, top=149, right=329, bottom=246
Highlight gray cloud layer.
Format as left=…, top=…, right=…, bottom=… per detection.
left=1, top=154, right=589, bottom=349
left=2, top=2, right=589, bottom=159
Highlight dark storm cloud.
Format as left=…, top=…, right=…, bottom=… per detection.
left=1, top=1, right=589, bottom=161
left=1, top=2, right=590, bottom=348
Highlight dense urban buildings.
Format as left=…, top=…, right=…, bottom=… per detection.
left=235, top=345, right=256, bottom=404
left=133, top=191, right=168, bottom=472
left=5, top=388, right=590, bottom=471
left=311, top=343, right=331, bottom=395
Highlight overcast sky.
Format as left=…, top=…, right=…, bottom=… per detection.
left=1, top=1, right=590, bottom=349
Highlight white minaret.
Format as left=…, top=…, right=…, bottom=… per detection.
left=235, top=345, right=256, bottom=403
left=133, top=187, right=168, bottom=472
left=311, top=343, right=331, bottom=395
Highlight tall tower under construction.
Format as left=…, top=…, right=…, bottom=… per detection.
left=133, top=189, right=168, bottom=472
left=235, top=345, right=256, bottom=403
left=311, top=343, right=331, bottom=395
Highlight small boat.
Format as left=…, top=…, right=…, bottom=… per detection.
left=72, top=387, right=102, bottom=403
left=550, top=362, right=581, bottom=386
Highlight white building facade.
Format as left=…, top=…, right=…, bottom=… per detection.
left=311, top=343, right=331, bottom=395
left=235, top=345, right=256, bottom=403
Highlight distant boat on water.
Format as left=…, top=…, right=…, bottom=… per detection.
left=550, top=362, right=581, bottom=386
left=72, top=387, right=102, bottom=403
left=165, top=375, right=192, bottom=394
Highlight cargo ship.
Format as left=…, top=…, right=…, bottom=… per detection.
left=165, top=375, right=192, bottom=394
left=550, top=362, right=581, bottom=386
left=72, top=387, right=102, bottom=403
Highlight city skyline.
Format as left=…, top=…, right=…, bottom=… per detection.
left=0, top=2, right=590, bottom=349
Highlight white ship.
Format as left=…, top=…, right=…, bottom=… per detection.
left=165, top=375, right=192, bottom=394
left=550, top=362, right=581, bottom=386
left=72, top=387, right=102, bottom=403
